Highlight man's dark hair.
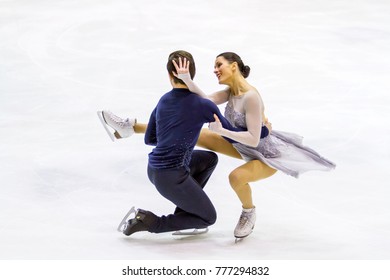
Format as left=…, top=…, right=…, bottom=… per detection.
left=167, top=50, right=196, bottom=85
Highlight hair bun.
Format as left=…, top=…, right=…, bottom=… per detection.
left=242, top=65, right=251, bottom=78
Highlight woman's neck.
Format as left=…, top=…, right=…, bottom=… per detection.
left=227, top=75, right=251, bottom=96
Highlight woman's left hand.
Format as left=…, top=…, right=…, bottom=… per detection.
left=208, top=114, right=223, bottom=134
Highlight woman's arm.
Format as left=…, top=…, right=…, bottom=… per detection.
left=209, top=91, right=263, bottom=147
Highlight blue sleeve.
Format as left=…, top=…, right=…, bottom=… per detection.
left=221, top=125, right=269, bottom=143
left=260, top=126, right=269, bottom=138
left=213, top=110, right=243, bottom=143
left=201, top=99, right=269, bottom=143
left=144, top=107, right=157, bottom=146
left=201, top=100, right=242, bottom=143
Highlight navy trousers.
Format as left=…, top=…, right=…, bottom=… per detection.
left=147, top=150, right=218, bottom=233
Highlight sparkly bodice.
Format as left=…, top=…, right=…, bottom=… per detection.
left=224, top=103, right=251, bottom=128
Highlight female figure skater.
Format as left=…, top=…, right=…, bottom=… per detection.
left=99, top=52, right=335, bottom=240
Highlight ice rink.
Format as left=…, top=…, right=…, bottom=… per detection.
left=1, top=0, right=390, bottom=265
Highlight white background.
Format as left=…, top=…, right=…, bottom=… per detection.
left=1, top=0, right=390, bottom=275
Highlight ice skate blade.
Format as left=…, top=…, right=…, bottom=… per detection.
left=235, top=237, right=245, bottom=243
left=97, top=111, right=117, bottom=142
left=117, top=207, right=136, bottom=232
left=172, top=228, right=209, bottom=236
left=234, top=231, right=253, bottom=243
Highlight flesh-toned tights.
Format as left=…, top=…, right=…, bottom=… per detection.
left=135, top=124, right=277, bottom=209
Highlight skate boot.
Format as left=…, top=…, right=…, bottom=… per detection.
left=234, top=207, right=256, bottom=242
left=97, top=110, right=136, bottom=141
left=122, top=208, right=158, bottom=236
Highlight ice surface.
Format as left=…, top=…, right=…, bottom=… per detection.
left=1, top=0, right=390, bottom=260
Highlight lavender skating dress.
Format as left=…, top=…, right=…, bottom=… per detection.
left=224, top=103, right=336, bottom=178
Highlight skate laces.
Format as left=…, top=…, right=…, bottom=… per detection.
left=238, top=210, right=255, bottom=229
left=238, top=212, right=250, bottom=228
left=107, top=112, right=130, bottom=128
left=120, top=118, right=131, bottom=128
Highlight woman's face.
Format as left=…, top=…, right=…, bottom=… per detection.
left=214, top=56, right=233, bottom=85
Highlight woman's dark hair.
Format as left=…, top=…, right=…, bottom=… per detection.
left=167, top=50, right=196, bottom=85
left=217, top=52, right=250, bottom=78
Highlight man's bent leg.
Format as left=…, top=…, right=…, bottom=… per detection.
left=147, top=166, right=217, bottom=233
left=189, top=150, right=218, bottom=189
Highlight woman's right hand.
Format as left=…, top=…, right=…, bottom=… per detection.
left=172, top=57, right=208, bottom=98
left=264, top=118, right=272, bottom=133
left=172, top=57, right=191, bottom=82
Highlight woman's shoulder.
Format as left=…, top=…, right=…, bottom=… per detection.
left=243, top=87, right=264, bottom=110
left=246, top=86, right=261, bottom=95
left=244, top=87, right=262, bottom=101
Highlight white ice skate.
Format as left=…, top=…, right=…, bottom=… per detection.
left=234, top=207, right=256, bottom=243
left=172, top=228, right=209, bottom=236
left=97, top=110, right=136, bottom=141
left=117, top=206, right=136, bottom=232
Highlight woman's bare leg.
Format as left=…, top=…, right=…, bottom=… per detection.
left=134, top=122, right=147, bottom=133
left=229, top=160, right=277, bottom=208
left=197, top=128, right=242, bottom=159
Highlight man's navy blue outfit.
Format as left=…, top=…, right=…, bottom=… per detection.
left=144, top=88, right=242, bottom=233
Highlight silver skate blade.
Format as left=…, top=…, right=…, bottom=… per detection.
left=172, top=227, right=209, bottom=236
left=97, top=111, right=117, bottom=142
left=117, top=206, right=136, bottom=232
left=235, top=237, right=244, bottom=243
left=234, top=231, right=253, bottom=243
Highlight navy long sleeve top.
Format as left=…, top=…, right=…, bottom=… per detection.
left=145, top=88, right=243, bottom=170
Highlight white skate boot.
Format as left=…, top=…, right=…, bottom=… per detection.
left=97, top=110, right=136, bottom=141
left=234, top=207, right=256, bottom=242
